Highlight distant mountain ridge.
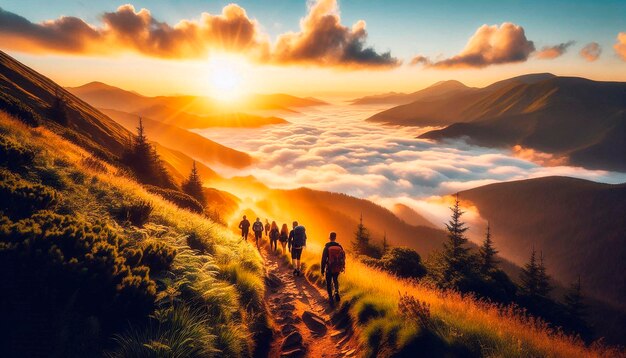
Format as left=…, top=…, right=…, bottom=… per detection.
left=368, top=73, right=626, bottom=171
left=0, top=50, right=251, bottom=174
left=350, top=80, right=473, bottom=105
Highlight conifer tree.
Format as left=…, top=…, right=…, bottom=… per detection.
left=564, top=276, right=587, bottom=320
left=122, top=117, right=176, bottom=189
left=352, top=213, right=371, bottom=255
left=479, top=222, right=499, bottom=274
left=520, top=247, right=539, bottom=296
left=536, top=251, right=552, bottom=297
left=182, top=161, right=205, bottom=206
left=382, top=231, right=390, bottom=256
left=440, top=194, right=472, bottom=284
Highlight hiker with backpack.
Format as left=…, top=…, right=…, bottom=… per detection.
left=265, top=219, right=271, bottom=237
left=238, top=215, right=250, bottom=242
left=279, top=223, right=289, bottom=253
left=321, top=232, right=345, bottom=305
left=252, top=218, right=264, bottom=248
left=288, top=221, right=307, bottom=276
left=269, top=221, right=279, bottom=252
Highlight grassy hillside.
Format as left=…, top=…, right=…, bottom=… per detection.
left=0, top=51, right=129, bottom=160
left=459, top=176, right=626, bottom=310
left=0, top=112, right=267, bottom=357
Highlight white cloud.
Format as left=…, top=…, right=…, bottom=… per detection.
left=195, top=104, right=626, bottom=214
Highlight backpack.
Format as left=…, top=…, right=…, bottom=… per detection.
left=327, top=245, right=345, bottom=274
left=292, top=225, right=306, bottom=247
left=253, top=222, right=263, bottom=232
left=270, top=229, right=279, bottom=240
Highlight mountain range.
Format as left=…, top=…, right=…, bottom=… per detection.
left=367, top=74, right=626, bottom=172
left=66, top=81, right=325, bottom=128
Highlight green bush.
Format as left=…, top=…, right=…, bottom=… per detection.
left=381, top=247, right=427, bottom=279
left=140, top=241, right=176, bottom=275
left=0, top=211, right=157, bottom=356
left=0, top=171, right=57, bottom=219
left=0, top=92, right=41, bottom=127
left=144, top=185, right=204, bottom=214
left=113, top=199, right=153, bottom=227
left=0, top=136, right=35, bottom=169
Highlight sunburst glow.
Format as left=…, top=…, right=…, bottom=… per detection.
left=205, top=55, right=247, bottom=102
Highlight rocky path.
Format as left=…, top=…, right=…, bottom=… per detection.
left=262, top=247, right=357, bottom=358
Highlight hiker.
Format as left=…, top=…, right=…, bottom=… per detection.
left=321, top=232, right=345, bottom=304
left=252, top=217, right=264, bottom=248
left=279, top=223, right=289, bottom=253
left=265, top=219, right=271, bottom=237
left=238, top=215, right=250, bottom=242
left=269, top=221, right=279, bottom=252
left=288, top=221, right=307, bottom=276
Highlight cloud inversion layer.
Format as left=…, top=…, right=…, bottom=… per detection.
left=579, top=42, right=602, bottom=62
left=535, top=41, right=575, bottom=59
left=0, top=1, right=397, bottom=69
left=615, top=32, right=626, bottom=61
left=417, top=23, right=536, bottom=69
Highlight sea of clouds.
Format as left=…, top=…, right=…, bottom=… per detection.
left=196, top=104, right=626, bottom=226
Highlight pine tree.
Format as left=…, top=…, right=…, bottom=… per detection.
left=122, top=117, right=176, bottom=189
left=479, top=222, right=499, bottom=274
left=536, top=251, right=552, bottom=297
left=519, top=247, right=539, bottom=296
left=352, top=213, right=371, bottom=255
left=182, top=161, right=205, bottom=206
left=440, top=194, right=472, bottom=284
left=564, top=276, right=587, bottom=320
left=382, top=231, right=390, bottom=256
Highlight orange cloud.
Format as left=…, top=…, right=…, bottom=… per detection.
left=535, top=41, right=575, bottom=59
left=413, top=22, right=535, bottom=69
left=579, top=42, right=602, bottom=62
left=615, top=32, right=626, bottom=61
left=409, top=55, right=430, bottom=66
left=0, top=5, right=269, bottom=59
left=272, top=0, right=399, bottom=69
left=0, top=2, right=397, bottom=69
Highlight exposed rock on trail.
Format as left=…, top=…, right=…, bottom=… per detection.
left=261, top=246, right=356, bottom=357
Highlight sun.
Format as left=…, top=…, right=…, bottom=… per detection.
left=205, top=55, right=247, bottom=102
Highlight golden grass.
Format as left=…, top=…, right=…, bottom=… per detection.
left=296, top=241, right=620, bottom=357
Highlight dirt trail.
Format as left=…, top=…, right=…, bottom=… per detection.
left=261, top=246, right=357, bottom=358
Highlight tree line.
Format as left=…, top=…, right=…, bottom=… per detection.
left=354, top=195, right=591, bottom=341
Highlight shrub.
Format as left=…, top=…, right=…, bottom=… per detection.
left=0, top=92, right=41, bottom=127
left=140, top=241, right=176, bottom=275
left=113, top=199, right=153, bottom=227
left=0, top=211, right=157, bottom=356
left=382, top=247, right=427, bottom=279
left=0, top=171, right=57, bottom=219
left=144, top=185, right=203, bottom=214
left=0, top=136, right=35, bottom=169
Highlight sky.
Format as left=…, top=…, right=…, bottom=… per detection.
left=1, top=0, right=625, bottom=97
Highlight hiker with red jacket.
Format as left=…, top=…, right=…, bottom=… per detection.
left=321, top=232, right=345, bottom=304
left=288, top=221, right=307, bottom=276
